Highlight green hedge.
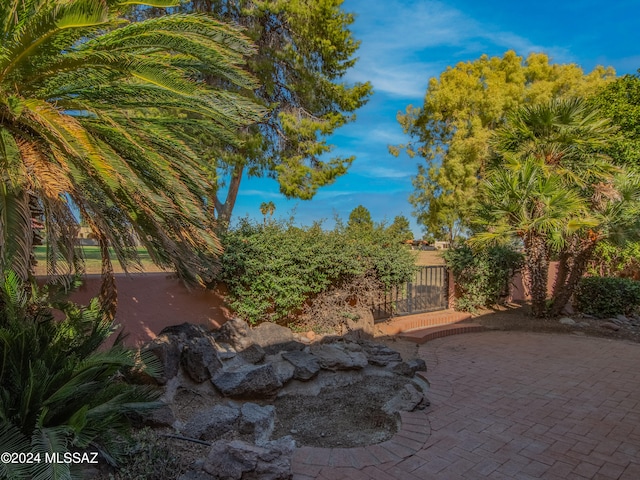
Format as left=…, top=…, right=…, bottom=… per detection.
left=443, top=244, right=523, bottom=312
left=218, top=219, right=416, bottom=324
left=575, top=276, right=640, bottom=318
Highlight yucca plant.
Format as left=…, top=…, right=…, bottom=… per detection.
left=0, top=270, right=161, bottom=480
left=0, top=0, right=264, bottom=310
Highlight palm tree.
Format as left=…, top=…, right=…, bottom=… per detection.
left=0, top=0, right=263, bottom=312
left=487, top=98, right=630, bottom=316
left=259, top=201, right=276, bottom=224
left=472, top=158, right=590, bottom=317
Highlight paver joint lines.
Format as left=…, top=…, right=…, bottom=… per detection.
left=292, top=332, right=640, bottom=479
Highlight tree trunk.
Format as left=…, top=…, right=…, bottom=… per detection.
left=524, top=233, right=550, bottom=318
left=551, top=245, right=571, bottom=302
left=549, top=239, right=597, bottom=317
left=97, top=234, right=117, bottom=321
left=213, top=163, right=244, bottom=230
left=80, top=207, right=117, bottom=321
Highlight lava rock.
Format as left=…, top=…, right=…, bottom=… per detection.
left=183, top=404, right=241, bottom=441
left=309, top=344, right=368, bottom=371
left=601, top=322, right=621, bottom=331
left=383, top=382, right=429, bottom=414
left=239, top=403, right=275, bottom=445
left=250, top=323, right=296, bottom=355
left=281, top=350, right=321, bottom=380
left=203, top=437, right=295, bottom=480
left=266, top=354, right=296, bottom=385
left=214, top=318, right=254, bottom=351
left=392, top=358, right=427, bottom=377
left=144, top=335, right=181, bottom=384
left=559, top=317, right=576, bottom=326
left=159, top=322, right=209, bottom=339
left=212, top=364, right=283, bottom=398
left=182, top=336, right=223, bottom=383
left=360, top=342, right=403, bottom=366
left=238, top=343, right=266, bottom=364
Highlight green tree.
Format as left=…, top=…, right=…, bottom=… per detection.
left=393, top=51, right=615, bottom=240
left=591, top=71, right=640, bottom=166
left=347, top=205, right=374, bottom=232
left=167, top=0, right=372, bottom=227
left=0, top=0, right=263, bottom=305
left=387, top=215, right=413, bottom=241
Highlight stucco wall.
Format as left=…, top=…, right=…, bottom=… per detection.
left=509, top=261, right=560, bottom=302
left=67, top=273, right=232, bottom=347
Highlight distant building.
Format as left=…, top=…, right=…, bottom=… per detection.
left=433, top=241, right=450, bottom=250
left=77, top=226, right=99, bottom=246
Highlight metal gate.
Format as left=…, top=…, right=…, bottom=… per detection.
left=372, top=266, right=448, bottom=321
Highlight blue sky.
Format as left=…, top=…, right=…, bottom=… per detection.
left=228, top=0, right=640, bottom=237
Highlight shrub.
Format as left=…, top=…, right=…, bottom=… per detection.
left=0, top=272, right=160, bottom=480
left=574, top=276, right=640, bottom=318
left=587, top=241, right=640, bottom=278
left=444, top=244, right=523, bottom=312
left=218, top=219, right=416, bottom=324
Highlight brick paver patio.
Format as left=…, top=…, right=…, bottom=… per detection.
left=292, top=331, right=640, bottom=479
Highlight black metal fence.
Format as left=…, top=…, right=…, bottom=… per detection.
left=372, top=266, right=448, bottom=321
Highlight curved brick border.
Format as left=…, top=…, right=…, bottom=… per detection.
left=291, top=410, right=431, bottom=479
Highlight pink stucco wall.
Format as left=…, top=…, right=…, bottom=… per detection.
left=67, top=273, right=232, bottom=347
left=508, top=261, right=559, bottom=302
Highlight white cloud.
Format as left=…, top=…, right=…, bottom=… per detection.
left=237, top=189, right=284, bottom=199
left=362, top=166, right=412, bottom=179
left=344, top=0, right=560, bottom=99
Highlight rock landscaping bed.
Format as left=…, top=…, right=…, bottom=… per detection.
left=473, top=304, right=640, bottom=343
left=103, top=319, right=429, bottom=479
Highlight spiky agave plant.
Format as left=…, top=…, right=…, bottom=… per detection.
left=0, top=270, right=162, bottom=480
left=0, top=0, right=264, bottom=310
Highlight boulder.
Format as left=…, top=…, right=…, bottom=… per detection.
left=212, top=364, right=283, bottom=398
left=601, top=322, right=621, bottom=331
left=251, top=323, right=295, bottom=355
left=239, top=403, right=275, bottom=445
left=383, top=382, right=429, bottom=415
left=146, top=403, right=177, bottom=428
left=203, top=437, right=295, bottom=480
left=360, top=342, right=403, bottom=366
left=214, top=318, right=254, bottom=351
left=266, top=354, right=296, bottom=385
left=215, top=342, right=237, bottom=361
left=281, top=350, right=321, bottom=381
left=238, top=343, right=266, bottom=364
left=182, top=336, right=223, bottom=383
left=559, top=317, right=576, bottom=326
left=182, top=404, right=241, bottom=441
left=309, top=343, right=368, bottom=371
left=392, top=358, right=427, bottom=377
left=144, top=335, right=181, bottom=384
left=159, top=323, right=209, bottom=341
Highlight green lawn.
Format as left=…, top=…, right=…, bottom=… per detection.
left=33, top=245, right=167, bottom=274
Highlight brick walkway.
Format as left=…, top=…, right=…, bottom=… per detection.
left=292, top=332, right=640, bottom=479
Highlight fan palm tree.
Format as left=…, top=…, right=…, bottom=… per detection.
left=490, top=98, right=633, bottom=315
left=0, top=0, right=264, bottom=313
left=472, top=158, right=591, bottom=317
